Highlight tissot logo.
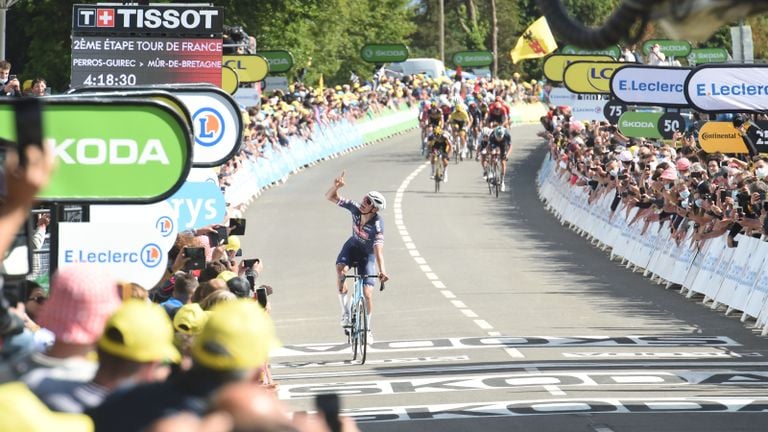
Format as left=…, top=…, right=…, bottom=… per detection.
left=97, top=8, right=116, bottom=28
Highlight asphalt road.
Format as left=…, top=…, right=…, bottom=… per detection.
left=242, top=124, right=768, bottom=432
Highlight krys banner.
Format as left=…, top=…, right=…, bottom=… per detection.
left=684, top=65, right=768, bottom=113
left=0, top=98, right=191, bottom=203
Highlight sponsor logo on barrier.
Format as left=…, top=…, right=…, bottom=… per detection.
left=222, top=55, right=269, bottom=82
left=697, top=121, right=749, bottom=154
left=258, top=50, right=294, bottom=74
left=452, top=51, right=493, bottom=67
left=563, top=61, right=622, bottom=94
left=548, top=87, right=608, bottom=121
left=684, top=65, right=768, bottom=113
left=361, top=43, right=409, bottom=63
left=610, top=66, right=690, bottom=107
left=75, top=5, right=221, bottom=32
left=543, top=54, right=613, bottom=82
left=156, top=216, right=175, bottom=237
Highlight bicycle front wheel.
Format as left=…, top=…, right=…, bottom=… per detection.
left=355, top=299, right=369, bottom=364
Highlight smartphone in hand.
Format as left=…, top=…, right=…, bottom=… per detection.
left=208, top=226, right=229, bottom=247
left=183, top=247, right=206, bottom=271
left=229, top=218, right=246, bottom=236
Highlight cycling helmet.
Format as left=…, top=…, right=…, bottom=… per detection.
left=430, top=101, right=438, bottom=108
left=456, top=103, right=466, bottom=113
left=434, top=126, right=443, bottom=135
left=482, top=127, right=493, bottom=137
left=366, top=191, right=387, bottom=211
left=493, top=126, right=505, bottom=140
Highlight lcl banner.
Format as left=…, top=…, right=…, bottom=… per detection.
left=610, top=65, right=691, bottom=107
left=684, top=65, right=768, bottom=113
left=563, top=61, right=623, bottom=94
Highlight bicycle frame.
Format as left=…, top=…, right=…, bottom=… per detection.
left=343, top=272, right=381, bottom=364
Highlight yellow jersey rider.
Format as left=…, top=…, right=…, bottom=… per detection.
left=448, top=104, right=472, bottom=159
left=427, top=126, right=453, bottom=182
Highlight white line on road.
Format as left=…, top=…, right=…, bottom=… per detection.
left=395, top=162, right=521, bottom=358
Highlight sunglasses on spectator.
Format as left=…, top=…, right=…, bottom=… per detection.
left=27, top=296, right=46, bottom=305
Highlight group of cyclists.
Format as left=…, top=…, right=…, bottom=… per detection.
left=419, top=93, right=513, bottom=192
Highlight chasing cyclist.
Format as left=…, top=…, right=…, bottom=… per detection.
left=448, top=104, right=472, bottom=160
left=427, top=126, right=453, bottom=182
left=326, top=171, right=390, bottom=341
left=480, top=126, right=512, bottom=192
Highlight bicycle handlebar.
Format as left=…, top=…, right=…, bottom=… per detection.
left=344, top=274, right=386, bottom=291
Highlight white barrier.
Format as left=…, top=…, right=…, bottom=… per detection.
left=536, top=154, right=768, bottom=335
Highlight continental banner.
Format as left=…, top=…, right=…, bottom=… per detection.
left=698, top=122, right=749, bottom=154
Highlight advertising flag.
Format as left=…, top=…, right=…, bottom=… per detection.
left=511, top=17, right=558, bottom=64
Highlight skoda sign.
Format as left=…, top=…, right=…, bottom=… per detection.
left=561, top=44, right=620, bottom=59
left=563, top=61, right=623, bottom=94
left=617, top=111, right=662, bottom=138
left=361, top=43, right=409, bottom=63
left=610, top=65, right=691, bottom=107
left=689, top=48, right=729, bottom=65
left=258, top=50, right=294, bottom=74
left=642, top=39, right=692, bottom=57
left=684, top=65, right=768, bottom=113
left=543, top=54, right=613, bottom=82
left=452, top=51, right=493, bottom=68
left=0, top=98, right=191, bottom=203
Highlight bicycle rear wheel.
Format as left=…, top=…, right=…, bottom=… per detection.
left=350, top=303, right=359, bottom=361
left=493, top=161, right=500, bottom=198
left=434, top=162, right=442, bottom=193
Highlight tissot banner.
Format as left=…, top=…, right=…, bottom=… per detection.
left=685, top=65, right=768, bottom=113
left=610, top=66, right=690, bottom=107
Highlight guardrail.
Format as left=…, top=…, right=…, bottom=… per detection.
left=536, top=155, right=768, bottom=336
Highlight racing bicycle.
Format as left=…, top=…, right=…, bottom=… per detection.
left=486, top=151, right=501, bottom=198
left=343, top=270, right=384, bottom=364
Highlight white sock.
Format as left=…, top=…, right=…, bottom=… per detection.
left=367, top=314, right=372, bottom=330
left=338, top=294, right=347, bottom=315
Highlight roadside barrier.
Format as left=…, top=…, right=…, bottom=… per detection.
left=536, top=155, right=768, bottom=335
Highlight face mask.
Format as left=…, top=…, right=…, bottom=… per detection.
left=695, top=198, right=704, bottom=208
left=664, top=183, right=673, bottom=190
left=680, top=190, right=690, bottom=199
left=609, top=169, right=618, bottom=177
left=680, top=200, right=689, bottom=209
left=756, top=166, right=768, bottom=178
left=732, top=190, right=739, bottom=200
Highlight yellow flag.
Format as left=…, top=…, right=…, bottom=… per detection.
left=318, top=74, right=324, bottom=93
left=510, top=16, right=558, bottom=64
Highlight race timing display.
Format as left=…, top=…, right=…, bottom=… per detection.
left=71, top=4, right=223, bottom=87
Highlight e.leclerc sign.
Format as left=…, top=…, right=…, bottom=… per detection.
left=452, top=51, right=493, bottom=68
left=70, top=84, right=242, bottom=167
left=684, top=65, right=768, bottom=113
left=0, top=98, right=191, bottom=203
left=610, top=65, right=691, bottom=107
left=361, top=43, right=409, bottom=63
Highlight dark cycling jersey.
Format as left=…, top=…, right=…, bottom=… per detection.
left=428, top=134, right=451, bottom=154
left=337, top=198, right=384, bottom=251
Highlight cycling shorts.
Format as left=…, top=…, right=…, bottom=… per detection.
left=428, top=117, right=442, bottom=127
left=487, top=114, right=505, bottom=125
left=336, top=238, right=377, bottom=286
left=451, top=120, right=466, bottom=130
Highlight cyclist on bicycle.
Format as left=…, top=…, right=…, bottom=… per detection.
left=485, top=96, right=509, bottom=127
left=427, top=126, right=453, bottom=182
left=448, top=104, right=472, bottom=160
left=426, top=101, right=444, bottom=130
left=480, top=126, right=512, bottom=192
left=325, top=171, right=390, bottom=337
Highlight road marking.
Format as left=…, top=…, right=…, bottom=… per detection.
left=272, top=355, right=470, bottom=370
left=395, top=162, right=517, bottom=356
left=328, top=397, right=768, bottom=423
left=543, top=385, right=567, bottom=396
left=563, top=351, right=753, bottom=358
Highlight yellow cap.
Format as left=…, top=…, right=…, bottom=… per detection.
left=191, top=299, right=280, bottom=371
left=216, top=270, right=237, bottom=282
left=173, top=303, right=209, bottom=335
left=98, top=299, right=180, bottom=363
left=225, top=235, right=241, bottom=251
left=0, top=382, right=94, bottom=432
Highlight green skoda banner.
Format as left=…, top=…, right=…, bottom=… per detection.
left=561, top=44, right=620, bottom=59
left=258, top=50, right=294, bottom=74
left=642, top=39, right=692, bottom=57
left=0, top=99, right=192, bottom=203
left=617, top=111, right=663, bottom=139
left=361, top=43, right=409, bottom=63
left=452, top=51, right=493, bottom=67
left=689, top=47, right=729, bottom=65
